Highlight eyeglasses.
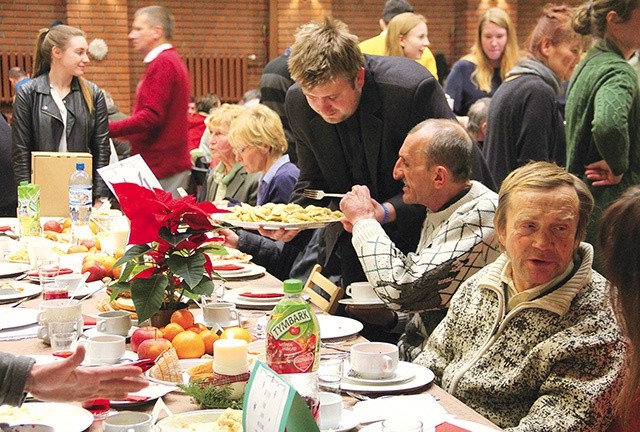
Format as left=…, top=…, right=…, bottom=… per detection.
left=234, top=145, right=251, bottom=156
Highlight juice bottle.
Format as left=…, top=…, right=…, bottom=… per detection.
left=267, top=279, right=321, bottom=423
left=17, top=181, right=41, bottom=237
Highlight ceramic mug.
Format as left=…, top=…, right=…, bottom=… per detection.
left=203, top=302, right=238, bottom=327
left=319, top=391, right=343, bottom=430
left=345, top=282, right=378, bottom=303
left=350, top=342, right=399, bottom=379
left=82, top=334, right=126, bottom=365
left=96, top=310, right=132, bottom=337
left=103, top=411, right=153, bottom=432
left=37, top=299, right=83, bottom=343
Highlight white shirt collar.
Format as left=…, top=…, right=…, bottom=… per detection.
left=144, top=43, right=173, bottom=63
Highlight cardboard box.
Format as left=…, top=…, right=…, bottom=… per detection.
left=31, top=152, right=93, bottom=217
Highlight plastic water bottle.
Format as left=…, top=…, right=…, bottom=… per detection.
left=267, top=279, right=321, bottom=424
left=69, top=163, right=93, bottom=244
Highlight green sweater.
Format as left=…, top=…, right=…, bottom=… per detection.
left=565, top=39, right=640, bottom=250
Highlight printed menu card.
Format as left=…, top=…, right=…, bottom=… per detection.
left=243, top=360, right=320, bottom=432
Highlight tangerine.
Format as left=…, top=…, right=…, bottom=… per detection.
left=161, top=322, right=185, bottom=341
left=172, top=331, right=205, bottom=359
left=186, top=323, right=207, bottom=334
left=170, top=309, right=195, bottom=329
left=200, top=329, right=219, bottom=355
left=220, top=327, right=252, bottom=343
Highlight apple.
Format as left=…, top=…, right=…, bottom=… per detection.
left=43, top=220, right=63, bottom=233
left=137, top=338, right=173, bottom=361
left=81, top=258, right=109, bottom=282
left=79, top=238, right=97, bottom=249
left=130, top=326, right=163, bottom=352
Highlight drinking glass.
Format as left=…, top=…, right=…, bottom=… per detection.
left=381, top=418, right=423, bottom=432
left=319, top=355, right=345, bottom=394
left=50, top=332, right=77, bottom=358
left=36, top=257, right=60, bottom=285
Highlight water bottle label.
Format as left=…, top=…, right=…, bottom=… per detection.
left=69, top=186, right=92, bottom=206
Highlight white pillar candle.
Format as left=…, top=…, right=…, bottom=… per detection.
left=213, top=338, right=248, bottom=375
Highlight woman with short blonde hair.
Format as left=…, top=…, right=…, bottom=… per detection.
left=228, top=104, right=298, bottom=205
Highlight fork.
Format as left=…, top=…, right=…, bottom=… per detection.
left=303, top=189, right=346, bottom=200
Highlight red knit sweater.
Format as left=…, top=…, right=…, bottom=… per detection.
left=109, top=48, right=192, bottom=179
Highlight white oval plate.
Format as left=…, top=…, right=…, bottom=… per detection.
left=340, top=362, right=434, bottom=393
left=110, top=382, right=176, bottom=407
left=0, top=281, right=42, bottom=302
left=317, top=315, right=364, bottom=340
left=156, top=409, right=237, bottom=432
left=236, top=291, right=285, bottom=303
left=0, top=402, right=93, bottom=431
left=0, top=262, right=31, bottom=277
left=0, top=308, right=39, bottom=331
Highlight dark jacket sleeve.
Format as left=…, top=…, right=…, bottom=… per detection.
left=236, top=230, right=303, bottom=280
left=11, top=85, right=35, bottom=184
left=0, top=352, right=35, bottom=407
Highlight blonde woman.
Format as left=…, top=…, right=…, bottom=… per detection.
left=445, top=8, right=519, bottom=115
left=12, top=25, right=110, bottom=200
left=385, top=12, right=430, bottom=62
left=228, top=104, right=299, bottom=205
left=199, top=103, right=260, bottom=205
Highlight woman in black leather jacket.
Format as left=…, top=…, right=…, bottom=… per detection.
left=12, top=24, right=110, bottom=199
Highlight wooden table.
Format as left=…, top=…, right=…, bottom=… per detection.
left=0, top=272, right=501, bottom=431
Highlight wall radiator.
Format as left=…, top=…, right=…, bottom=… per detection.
left=185, top=55, right=248, bottom=103
left=0, top=52, right=33, bottom=104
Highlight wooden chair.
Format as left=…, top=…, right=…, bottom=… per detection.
left=302, top=264, right=344, bottom=314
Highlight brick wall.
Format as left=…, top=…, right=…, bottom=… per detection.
left=0, top=0, right=587, bottom=115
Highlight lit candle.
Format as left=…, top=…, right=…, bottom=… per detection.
left=213, top=338, right=248, bottom=375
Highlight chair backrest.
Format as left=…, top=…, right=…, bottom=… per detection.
left=302, top=264, right=344, bottom=314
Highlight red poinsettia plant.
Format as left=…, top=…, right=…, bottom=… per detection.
left=109, top=183, right=230, bottom=324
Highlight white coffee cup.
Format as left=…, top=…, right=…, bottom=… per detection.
left=346, top=282, right=378, bottom=303
left=203, top=302, right=238, bottom=327
left=350, top=342, right=399, bottom=379
left=96, top=310, right=132, bottom=337
left=83, top=334, right=126, bottom=365
left=319, top=391, right=343, bottom=429
left=103, top=411, right=153, bottom=432
left=37, top=299, right=83, bottom=343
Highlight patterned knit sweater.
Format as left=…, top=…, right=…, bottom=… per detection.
left=414, top=243, right=625, bottom=431
left=351, top=181, right=500, bottom=360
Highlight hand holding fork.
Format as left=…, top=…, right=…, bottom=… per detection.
left=303, top=189, right=346, bottom=200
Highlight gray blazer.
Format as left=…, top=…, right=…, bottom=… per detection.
left=201, top=165, right=260, bottom=205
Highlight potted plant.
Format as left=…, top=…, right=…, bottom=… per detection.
left=109, top=183, right=229, bottom=324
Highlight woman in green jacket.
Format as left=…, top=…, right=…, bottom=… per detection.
left=565, top=0, right=640, bottom=267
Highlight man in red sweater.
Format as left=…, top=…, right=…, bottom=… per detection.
left=109, top=5, right=192, bottom=197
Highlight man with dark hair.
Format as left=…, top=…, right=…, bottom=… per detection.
left=8, top=67, right=30, bottom=100
left=359, top=0, right=438, bottom=78
left=109, top=5, right=191, bottom=197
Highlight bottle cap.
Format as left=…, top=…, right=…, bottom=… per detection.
left=283, top=279, right=303, bottom=294
left=76, top=162, right=84, bottom=170
left=19, top=180, right=28, bottom=186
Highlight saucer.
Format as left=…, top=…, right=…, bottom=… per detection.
left=344, top=365, right=415, bottom=385
left=321, top=409, right=359, bottom=432
left=205, top=319, right=240, bottom=329
left=81, top=349, right=137, bottom=367
left=338, top=298, right=385, bottom=308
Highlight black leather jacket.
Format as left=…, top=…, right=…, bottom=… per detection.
left=12, top=74, right=111, bottom=198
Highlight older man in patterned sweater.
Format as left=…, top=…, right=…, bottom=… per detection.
left=340, top=119, right=500, bottom=360
left=414, top=161, right=625, bottom=431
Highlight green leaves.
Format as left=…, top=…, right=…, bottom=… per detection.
left=167, top=252, right=205, bottom=288
left=131, top=275, right=169, bottom=324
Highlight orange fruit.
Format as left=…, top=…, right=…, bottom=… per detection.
left=161, top=322, right=185, bottom=341
left=61, top=217, right=72, bottom=230
left=220, top=327, right=252, bottom=343
left=170, top=309, right=195, bottom=330
left=172, top=331, right=205, bottom=359
left=114, top=248, right=125, bottom=259
left=200, top=329, right=219, bottom=355
left=186, top=323, right=207, bottom=334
